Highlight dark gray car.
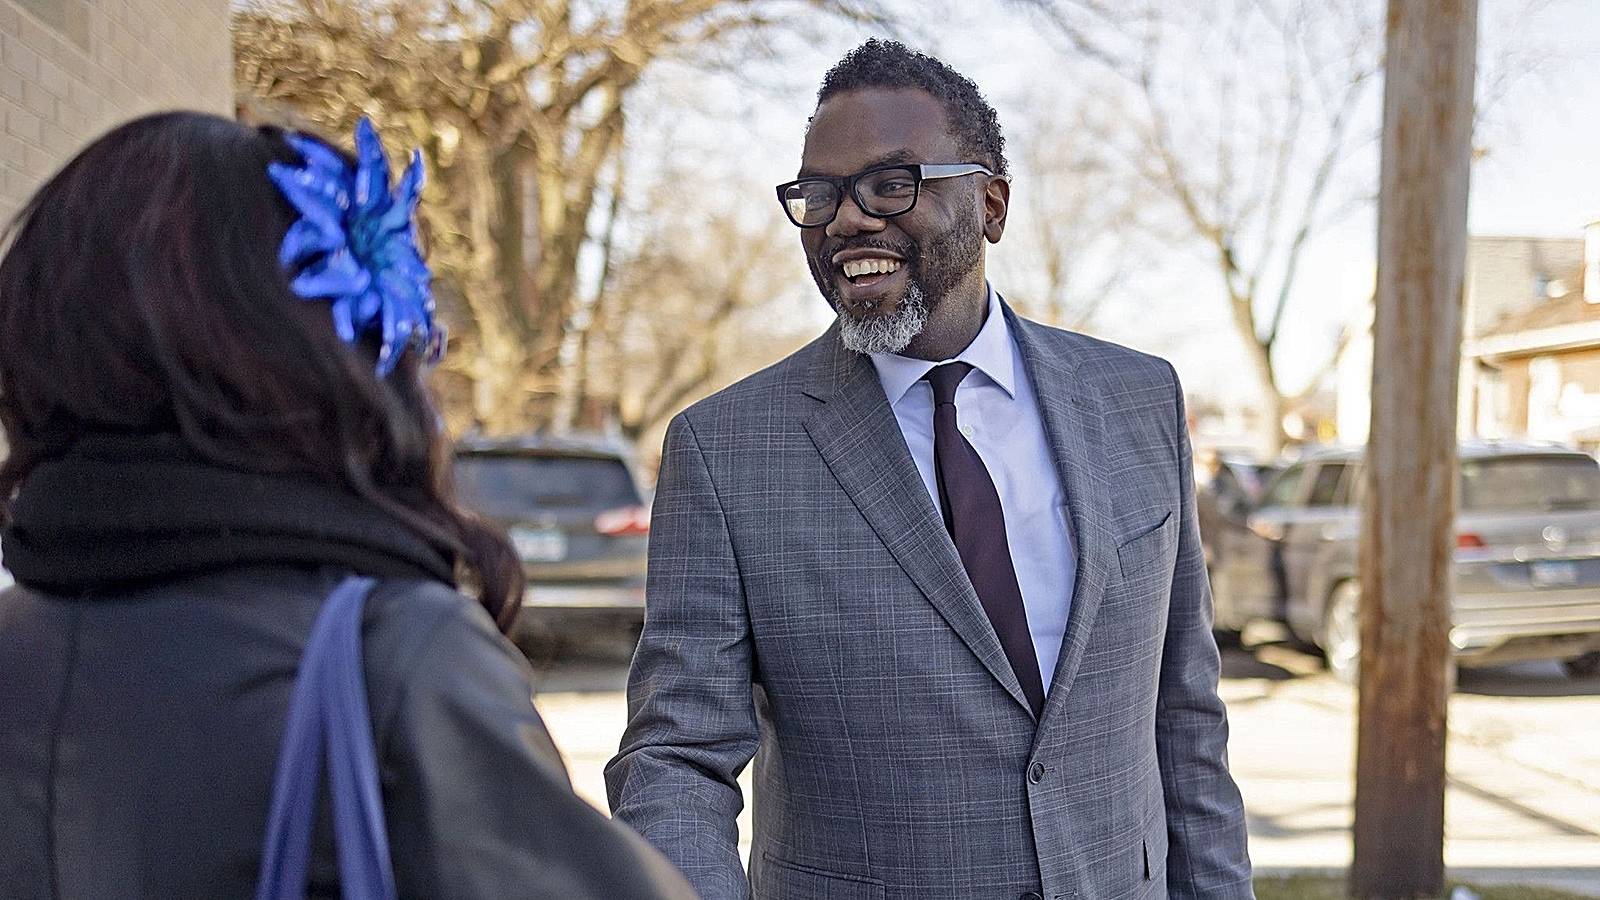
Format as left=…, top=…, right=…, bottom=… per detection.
left=1196, top=454, right=1279, bottom=644
left=452, top=435, right=650, bottom=654
left=1210, top=441, right=1600, bottom=682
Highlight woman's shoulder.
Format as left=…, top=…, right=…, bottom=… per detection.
left=364, top=576, right=486, bottom=632
left=363, top=576, right=515, bottom=661
left=358, top=576, right=534, bottom=731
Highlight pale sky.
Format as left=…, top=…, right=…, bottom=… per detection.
left=639, top=0, right=1600, bottom=412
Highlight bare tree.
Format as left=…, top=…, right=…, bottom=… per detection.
left=574, top=170, right=813, bottom=442
left=1017, top=0, right=1554, bottom=452
left=235, top=0, right=885, bottom=434
left=555, top=54, right=839, bottom=440
left=1017, top=0, right=1383, bottom=452
left=996, top=90, right=1148, bottom=332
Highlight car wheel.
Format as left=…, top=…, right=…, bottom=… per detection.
left=1563, top=652, right=1600, bottom=680
left=1322, top=580, right=1361, bottom=685
left=513, top=619, right=567, bottom=668
left=1207, top=565, right=1244, bottom=648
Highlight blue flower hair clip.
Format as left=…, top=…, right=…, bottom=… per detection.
left=268, top=118, right=443, bottom=376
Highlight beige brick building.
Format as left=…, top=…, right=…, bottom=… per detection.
left=0, top=0, right=232, bottom=224
left=1335, top=224, right=1600, bottom=447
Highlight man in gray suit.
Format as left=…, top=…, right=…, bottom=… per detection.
left=607, top=39, right=1253, bottom=900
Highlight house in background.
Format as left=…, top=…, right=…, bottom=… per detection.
left=1336, top=223, right=1600, bottom=447
left=1, top=0, right=233, bottom=224
left=1466, top=221, right=1600, bottom=449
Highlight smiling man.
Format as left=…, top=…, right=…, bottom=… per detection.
left=606, top=40, right=1253, bottom=900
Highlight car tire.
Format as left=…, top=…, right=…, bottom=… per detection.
left=1212, top=627, right=1244, bottom=649
left=1207, top=565, right=1245, bottom=648
left=513, top=619, right=568, bottom=668
left=1321, top=580, right=1361, bottom=686
left=1563, top=652, right=1600, bottom=680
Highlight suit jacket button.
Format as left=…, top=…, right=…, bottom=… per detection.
left=1028, top=762, right=1046, bottom=784
left=1020, top=892, right=1044, bottom=900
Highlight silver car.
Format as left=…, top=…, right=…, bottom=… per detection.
left=452, top=435, right=651, bottom=656
left=1210, top=441, right=1600, bottom=682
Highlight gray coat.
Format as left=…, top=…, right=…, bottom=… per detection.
left=0, top=566, right=695, bottom=900
left=607, top=308, right=1253, bottom=900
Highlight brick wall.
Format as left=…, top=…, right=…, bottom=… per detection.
left=0, top=0, right=233, bottom=224
left=1464, top=236, right=1587, bottom=338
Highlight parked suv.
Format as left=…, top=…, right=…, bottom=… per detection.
left=1209, top=441, right=1600, bottom=681
left=1196, top=451, right=1279, bottom=644
left=451, top=434, right=650, bottom=655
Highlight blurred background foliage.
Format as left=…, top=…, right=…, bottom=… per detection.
left=233, top=0, right=1563, bottom=455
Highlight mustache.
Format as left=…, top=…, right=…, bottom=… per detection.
left=815, top=236, right=917, bottom=266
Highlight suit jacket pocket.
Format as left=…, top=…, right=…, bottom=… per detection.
left=1116, top=511, right=1177, bottom=581
left=756, top=852, right=885, bottom=900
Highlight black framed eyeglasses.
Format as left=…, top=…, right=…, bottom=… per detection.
left=775, top=163, right=1001, bottom=229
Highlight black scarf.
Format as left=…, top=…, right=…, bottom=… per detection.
left=2, top=433, right=457, bottom=594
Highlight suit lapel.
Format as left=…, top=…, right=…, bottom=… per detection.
left=800, top=329, right=1034, bottom=717
left=1006, top=309, right=1117, bottom=734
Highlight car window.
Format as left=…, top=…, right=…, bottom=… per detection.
left=1460, top=455, right=1600, bottom=513
left=453, top=454, right=641, bottom=518
left=1219, top=463, right=1260, bottom=499
left=1260, top=465, right=1308, bottom=508
left=1306, top=463, right=1350, bottom=508
left=1237, top=464, right=1279, bottom=503
left=1334, top=465, right=1362, bottom=507
left=1207, top=466, right=1241, bottom=495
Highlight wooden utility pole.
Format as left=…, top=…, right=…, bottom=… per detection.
left=1354, top=0, right=1477, bottom=896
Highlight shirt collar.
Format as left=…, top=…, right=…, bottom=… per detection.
left=869, top=284, right=1018, bottom=406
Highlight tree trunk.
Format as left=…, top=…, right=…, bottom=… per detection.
left=456, top=137, right=541, bottom=434
left=1353, top=1, right=1477, bottom=896
left=1225, top=288, right=1290, bottom=455
left=473, top=327, right=535, bottom=434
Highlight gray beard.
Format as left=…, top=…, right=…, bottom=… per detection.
left=836, top=281, right=929, bottom=355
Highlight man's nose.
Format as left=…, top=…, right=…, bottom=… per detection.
left=826, top=193, right=886, bottom=239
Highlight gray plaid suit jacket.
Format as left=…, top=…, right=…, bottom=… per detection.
left=606, top=305, right=1253, bottom=900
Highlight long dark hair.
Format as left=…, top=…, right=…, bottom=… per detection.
left=0, top=111, right=523, bottom=630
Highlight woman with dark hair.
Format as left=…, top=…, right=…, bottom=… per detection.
left=0, top=111, right=694, bottom=899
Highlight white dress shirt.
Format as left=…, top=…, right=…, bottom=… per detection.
left=869, top=286, right=1077, bottom=692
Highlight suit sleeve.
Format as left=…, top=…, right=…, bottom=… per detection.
left=1156, top=363, right=1255, bottom=897
left=378, top=596, right=697, bottom=900
left=605, top=413, right=759, bottom=900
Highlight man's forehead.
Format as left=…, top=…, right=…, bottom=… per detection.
left=799, top=88, right=959, bottom=177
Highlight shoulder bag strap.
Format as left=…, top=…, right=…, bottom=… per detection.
left=255, top=575, right=397, bottom=900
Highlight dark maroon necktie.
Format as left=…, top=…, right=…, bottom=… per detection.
left=924, top=362, right=1046, bottom=717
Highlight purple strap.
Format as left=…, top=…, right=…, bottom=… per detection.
left=255, top=575, right=397, bottom=900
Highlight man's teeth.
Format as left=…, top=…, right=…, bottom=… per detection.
left=841, top=258, right=902, bottom=279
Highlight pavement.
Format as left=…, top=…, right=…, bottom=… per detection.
left=530, top=634, right=1600, bottom=896
left=1223, top=637, right=1600, bottom=895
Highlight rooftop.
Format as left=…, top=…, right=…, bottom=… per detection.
left=1293, top=439, right=1589, bottom=463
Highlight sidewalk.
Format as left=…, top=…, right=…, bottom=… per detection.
left=1226, top=645, right=1600, bottom=896
left=534, top=648, right=1600, bottom=895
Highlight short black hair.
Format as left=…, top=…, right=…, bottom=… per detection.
left=815, top=39, right=1008, bottom=177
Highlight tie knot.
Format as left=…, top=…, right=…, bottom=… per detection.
left=924, top=361, right=974, bottom=406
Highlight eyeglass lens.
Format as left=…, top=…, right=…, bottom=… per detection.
left=782, top=167, right=919, bottom=227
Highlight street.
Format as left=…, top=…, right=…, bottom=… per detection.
left=530, top=632, right=1600, bottom=895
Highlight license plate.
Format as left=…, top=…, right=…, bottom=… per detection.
left=1529, top=560, right=1580, bottom=587
left=510, top=527, right=567, bottom=562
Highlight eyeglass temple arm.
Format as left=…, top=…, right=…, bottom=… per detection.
left=918, top=163, right=1005, bottom=181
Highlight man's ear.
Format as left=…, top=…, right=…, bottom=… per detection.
left=984, top=175, right=1010, bottom=244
